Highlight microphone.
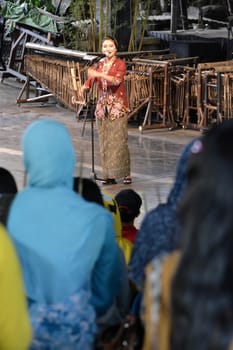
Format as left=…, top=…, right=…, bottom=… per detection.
left=92, top=54, right=105, bottom=63
left=85, top=54, right=104, bottom=67
left=90, top=54, right=105, bottom=68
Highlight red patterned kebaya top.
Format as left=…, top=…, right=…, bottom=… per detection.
left=84, top=57, right=128, bottom=109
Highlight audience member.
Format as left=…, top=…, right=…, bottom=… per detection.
left=102, top=191, right=133, bottom=265
left=73, top=177, right=133, bottom=329
left=129, top=138, right=197, bottom=290
left=0, top=223, right=32, bottom=349
left=73, top=177, right=132, bottom=265
left=115, top=189, right=142, bottom=244
left=142, top=138, right=199, bottom=350
left=73, top=176, right=104, bottom=206
left=171, top=121, right=233, bottom=350
left=143, top=250, right=180, bottom=350
left=0, top=167, right=18, bottom=225
left=143, top=120, right=233, bottom=350
left=7, top=119, right=128, bottom=349
left=73, top=176, right=131, bottom=325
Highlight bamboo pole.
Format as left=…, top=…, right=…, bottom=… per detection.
left=128, top=0, right=139, bottom=52
left=105, top=0, right=110, bottom=36
left=98, top=0, right=104, bottom=51
left=89, top=0, right=96, bottom=52
left=138, top=0, right=152, bottom=51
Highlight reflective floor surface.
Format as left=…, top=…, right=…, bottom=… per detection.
left=0, top=78, right=200, bottom=225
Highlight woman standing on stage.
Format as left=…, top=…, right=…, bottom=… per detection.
left=75, top=36, right=131, bottom=185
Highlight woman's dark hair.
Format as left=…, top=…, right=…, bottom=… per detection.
left=73, top=176, right=104, bottom=207
left=102, top=35, right=118, bottom=50
left=0, top=167, right=18, bottom=194
left=0, top=167, right=18, bottom=225
left=171, top=120, right=233, bottom=350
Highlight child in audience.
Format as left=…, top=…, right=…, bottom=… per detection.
left=115, top=189, right=142, bottom=244
left=103, top=191, right=133, bottom=265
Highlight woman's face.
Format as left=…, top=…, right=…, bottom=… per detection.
left=102, top=39, right=117, bottom=58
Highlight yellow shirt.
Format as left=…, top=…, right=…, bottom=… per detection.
left=0, top=224, right=32, bottom=350
left=102, top=192, right=133, bottom=264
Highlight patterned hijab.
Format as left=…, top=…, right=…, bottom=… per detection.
left=129, top=138, right=198, bottom=289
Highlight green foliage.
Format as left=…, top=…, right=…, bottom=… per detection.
left=6, top=0, right=227, bottom=51
left=70, top=0, right=89, bottom=20
left=67, top=0, right=129, bottom=51
left=16, top=0, right=55, bottom=12
left=66, top=0, right=93, bottom=50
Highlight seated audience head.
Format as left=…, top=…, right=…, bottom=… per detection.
left=22, top=118, right=75, bottom=188
left=0, top=167, right=18, bottom=225
left=73, top=176, right=104, bottom=206
left=115, top=189, right=142, bottom=224
left=0, top=167, right=18, bottom=194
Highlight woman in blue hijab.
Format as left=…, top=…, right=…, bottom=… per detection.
left=7, top=119, right=127, bottom=349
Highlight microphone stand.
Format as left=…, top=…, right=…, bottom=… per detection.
left=89, top=92, right=100, bottom=181
left=86, top=93, right=105, bottom=182
left=80, top=57, right=105, bottom=182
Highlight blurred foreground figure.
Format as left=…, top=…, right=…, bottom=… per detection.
left=143, top=120, right=233, bottom=350
left=171, top=120, right=233, bottom=350
left=7, top=119, right=127, bottom=349
left=0, top=223, right=32, bottom=349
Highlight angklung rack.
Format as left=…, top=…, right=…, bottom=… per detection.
left=17, top=42, right=99, bottom=108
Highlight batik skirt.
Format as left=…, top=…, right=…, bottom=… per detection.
left=97, top=115, right=130, bottom=179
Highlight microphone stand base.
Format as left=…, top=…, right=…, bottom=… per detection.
left=90, top=172, right=105, bottom=182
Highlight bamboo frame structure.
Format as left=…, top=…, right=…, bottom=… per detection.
left=196, top=60, right=233, bottom=128
left=17, top=54, right=89, bottom=110
left=126, top=59, right=171, bottom=131
left=126, top=56, right=198, bottom=131
left=16, top=43, right=98, bottom=108
left=18, top=43, right=233, bottom=133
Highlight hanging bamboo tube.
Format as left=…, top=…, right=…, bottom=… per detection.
left=68, top=61, right=86, bottom=106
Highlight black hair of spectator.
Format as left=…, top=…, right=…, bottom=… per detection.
left=115, top=189, right=142, bottom=223
left=73, top=177, right=104, bottom=207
